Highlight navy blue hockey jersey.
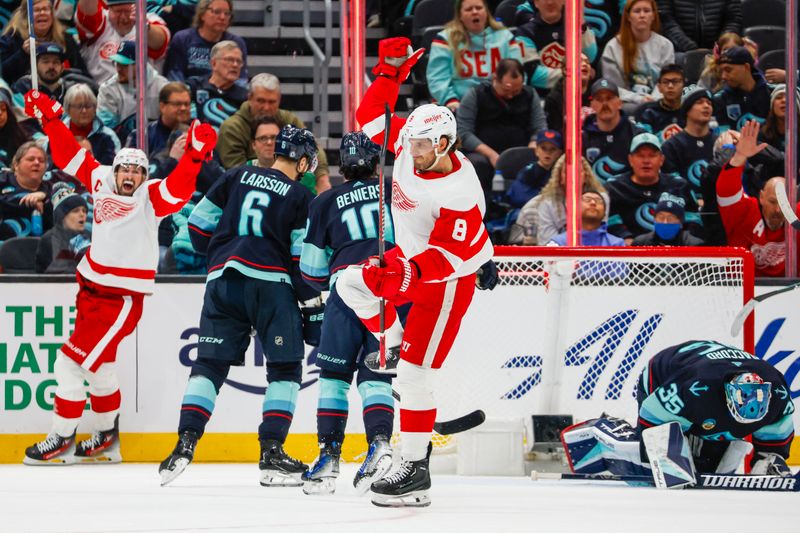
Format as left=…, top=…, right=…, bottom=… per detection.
left=188, top=165, right=318, bottom=300
left=638, top=340, right=795, bottom=459
left=300, top=178, right=394, bottom=291
left=582, top=113, right=640, bottom=183
left=634, top=101, right=683, bottom=143
left=661, top=130, right=717, bottom=201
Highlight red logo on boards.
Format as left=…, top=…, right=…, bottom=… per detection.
left=94, top=197, right=136, bottom=223
left=392, top=181, right=419, bottom=212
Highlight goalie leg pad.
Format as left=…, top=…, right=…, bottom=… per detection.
left=643, top=422, right=697, bottom=489
left=561, top=415, right=647, bottom=477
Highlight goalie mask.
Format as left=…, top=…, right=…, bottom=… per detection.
left=399, top=104, right=457, bottom=169
left=339, top=131, right=380, bottom=180
left=724, top=373, right=772, bottom=424
left=274, top=125, right=318, bottom=174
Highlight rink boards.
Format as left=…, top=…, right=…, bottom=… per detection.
left=0, top=280, right=798, bottom=464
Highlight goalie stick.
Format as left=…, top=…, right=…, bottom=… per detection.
left=531, top=470, right=800, bottom=492
left=730, top=281, right=800, bottom=336
left=775, top=178, right=800, bottom=231
left=377, top=103, right=391, bottom=371
left=391, top=389, right=486, bottom=435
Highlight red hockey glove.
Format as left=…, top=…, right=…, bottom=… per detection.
left=362, top=255, right=420, bottom=299
left=373, top=37, right=425, bottom=84
left=24, top=90, right=63, bottom=125
left=185, top=119, right=218, bottom=162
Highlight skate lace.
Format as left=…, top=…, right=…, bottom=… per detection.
left=79, top=432, right=103, bottom=451
left=383, top=461, right=412, bottom=484
left=37, top=434, right=64, bottom=453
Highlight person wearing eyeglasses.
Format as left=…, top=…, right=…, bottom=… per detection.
left=634, top=63, right=686, bottom=143
left=126, top=83, right=193, bottom=157
left=164, top=0, right=248, bottom=83
left=186, top=40, right=248, bottom=130
left=547, top=190, right=625, bottom=246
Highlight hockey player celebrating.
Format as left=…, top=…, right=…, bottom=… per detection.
left=636, top=340, right=795, bottom=486
left=299, top=131, right=398, bottom=495
left=22, top=90, right=217, bottom=465
left=335, top=37, right=494, bottom=507
left=158, top=125, right=324, bottom=487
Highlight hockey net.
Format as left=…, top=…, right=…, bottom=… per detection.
left=420, top=246, right=754, bottom=453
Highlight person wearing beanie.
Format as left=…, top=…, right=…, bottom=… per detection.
left=632, top=191, right=703, bottom=246
left=661, top=84, right=717, bottom=201
left=760, top=84, right=800, bottom=154
left=712, top=46, right=772, bottom=133
left=35, top=183, right=91, bottom=273
left=634, top=63, right=685, bottom=142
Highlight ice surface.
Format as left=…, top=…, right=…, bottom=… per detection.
left=1, top=463, right=798, bottom=533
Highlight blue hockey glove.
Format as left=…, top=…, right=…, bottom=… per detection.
left=301, top=304, right=325, bottom=347
left=476, top=260, right=499, bottom=290
left=751, top=452, right=792, bottom=477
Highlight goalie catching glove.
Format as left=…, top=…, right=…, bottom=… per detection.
left=373, top=37, right=425, bottom=84
left=185, top=119, right=218, bottom=162
left=24, top=90, right=63, bottom=125
left=751, top=452, right=792, bottom=477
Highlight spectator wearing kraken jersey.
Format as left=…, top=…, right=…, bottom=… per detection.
left=661, top=85, right=717, bottom=203
left=717, top=120, right=797, bottom=278
left=426, top=0, right=523, bottom=111
left=606, top=132, right=695, bottom=243
left=186, top=41, right=248, bottom=131
left=513, top=0, right=597, bottom=91
left=582, top=78, right=639, bottom=182
left=634, top=64, right=685, bottom=143
left=712, top=46, right=772, bottom=133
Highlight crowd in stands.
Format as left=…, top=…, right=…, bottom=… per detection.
left=0, top=0, right=797, bottom=278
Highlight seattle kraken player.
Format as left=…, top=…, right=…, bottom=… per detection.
left=159, top=125, right=324, bottom=487
left=299, top=131, right=398, bottom=495
left=637, top=340, right=795, bottom=477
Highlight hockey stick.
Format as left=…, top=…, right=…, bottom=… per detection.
left=377, top=103, right=391, bottom=371
left=730, top=281, right=800, bottom=336
left=775, top=179, right=800, bottom=231
left=26, top=0, right=38, bottom=91
left=391, top=389, right=486, bottom=435
left=531, top=470, right=800, bottom=492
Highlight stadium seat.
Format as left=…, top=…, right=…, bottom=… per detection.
left=412, top=0, right=454, bottom=41
left=411, top=25, right=445, bottom=102
left=741, top=0, right=786, bottom=31
left=494, top=0, right=526, bottom=27
left=496, top=146, right=537, bottom=181
left=759, top=49, right=785, bottom=71
left=744, top=26, right=787, bottom=56
left=0, top=237, right=39, bottom=273
left=681, top=48, right=712, bottom=85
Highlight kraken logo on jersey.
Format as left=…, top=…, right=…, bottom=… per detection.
left=634, top=202, right=657, bottom=232
left=585, top=1, right=612, bottom=40
left=591, top=156, right=627, bottom=182
left=687, top=159, right=709, bottom=190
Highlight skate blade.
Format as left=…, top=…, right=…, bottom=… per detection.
left=354, top=455, right=393, bottom=495
left=371, top=489, right=431, bottom=508
left=74, top=451, right=122, bottom=464
left=160, top=457, right=190, bottom=486
left=302, top=478, right=336, bottom=495
left=23, top=455, right=75, bottom=466
left=260, top=470, right=305, bottom=487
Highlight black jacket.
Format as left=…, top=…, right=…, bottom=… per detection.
left=656, top=0, right=742, bottom=52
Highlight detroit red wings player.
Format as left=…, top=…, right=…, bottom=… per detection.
left=22, top=90, right=216, bottom=466
left=336, top=37, right=493, bottom=507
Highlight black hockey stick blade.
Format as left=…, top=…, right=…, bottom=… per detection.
left=433, top=410, right=486, bottom=435
left=730, top=281, right=800, bottom=336
left=532, top=470, right=800, bottom=492
left=775, top=179, right=800, bottom=231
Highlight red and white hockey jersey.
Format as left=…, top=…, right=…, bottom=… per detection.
left=76, top=7, right=169, bottom=83
left=45, top=120, right=200, bottom=294
left=358, top=77, right=493, bottom=282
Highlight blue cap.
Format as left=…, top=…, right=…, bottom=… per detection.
left=535, top=129, right=563, bottom=150
left=35, top=42, right=64, bottom=59
left=590, top=78, right=619, bottom=97
left=629, top=132, right=662, bottom=153
left=110, top=41, right=136, bottom=66
left=719, top=46, right=755, bottom=67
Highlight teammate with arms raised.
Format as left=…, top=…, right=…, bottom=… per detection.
left=335, top=37, right=494, bottom=507
left=299, top=131, right=399, bottom=495
left=22, top=90, right=216, bottom=465
left=158, top=125, right=323, bottom=487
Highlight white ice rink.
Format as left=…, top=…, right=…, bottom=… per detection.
left=2, top=462, right=798, bottom=533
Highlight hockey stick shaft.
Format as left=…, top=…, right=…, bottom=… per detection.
left=730, top=281, right=800, bottom=336
left=26, top=0, right=38, bottom=91
left=390, top=389, right=485, bottom=435
left=377, top=103, right=391, bottom=370
left=775, top=179, right=800, bottom=231
left=532, top=470, right=800, bottom=492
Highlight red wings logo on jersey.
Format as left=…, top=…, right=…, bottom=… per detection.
left=94, top=197, right=136, bottom=223
left=99, top=41, right=119, bottom=60
left=392, top=181, right=418, bottom=211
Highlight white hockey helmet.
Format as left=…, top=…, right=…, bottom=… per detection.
left=113, top=147, right=149, bottom=177
left=400, top=104, right=457, bottom=168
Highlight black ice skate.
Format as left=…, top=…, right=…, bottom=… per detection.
left=370, top=444, right=432, bottom=508
left=301, top=441, right=341, bottom=495
left=259, top=439, right=308, bottom=487
left=75, top=414, right=121, bottom=464
left=354, top=434, right=393, bottom=495
left=23, top=431, right=76, bottom=466
left=364, top=346, right=400, bottom=375
left=159, top=430, right=200, bottom=486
